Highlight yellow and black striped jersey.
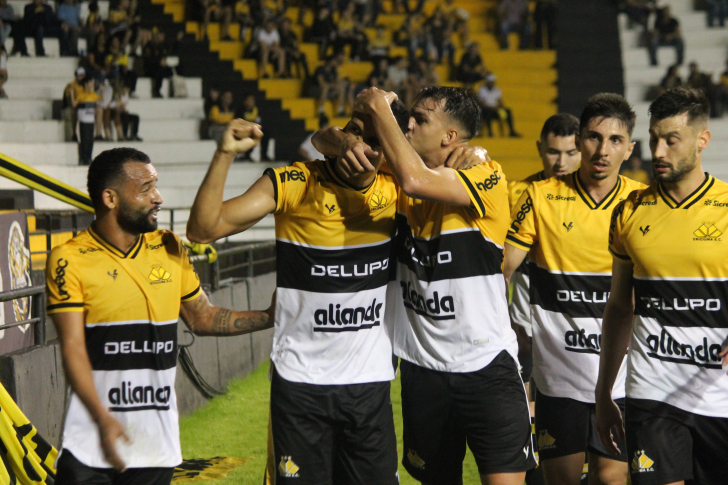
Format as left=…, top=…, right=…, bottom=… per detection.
left=45, top=227, right=201, bottom=469
left=507, top=170, right=546, bottom=336
left=609, top=173, right=728, bottom=418
left=264, top=160, right=399, bottom=385
left=507, top=172, right=646, bottom=403
left=389, top=161, right=518, bottom=372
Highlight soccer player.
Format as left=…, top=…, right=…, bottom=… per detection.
left=503, top=93, right=646, bottom=485
left=46, top=147, right=273, bottom=485
left=315, top=86, right=535, bottom=485
left=186, top=102, right=411, bottom=484
left=596, top=87, right=727, bottom=485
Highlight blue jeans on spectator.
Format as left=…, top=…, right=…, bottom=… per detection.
left=707, top=0, right=728, bottom=27
left=500, top=21, right=531, bottom=49
left=648, top=36, right=684, bottom=66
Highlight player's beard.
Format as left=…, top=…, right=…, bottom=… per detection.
left=118, top=200, right=158, bottom=234
left=653, top=145, right=698, bottom=184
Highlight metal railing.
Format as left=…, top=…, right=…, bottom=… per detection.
left=190, top=241, right=276, bottom=291
left=0, top=286, right=47, bottom=346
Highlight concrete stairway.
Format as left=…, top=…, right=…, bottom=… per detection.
left=619, top=0, right=728, bottom=179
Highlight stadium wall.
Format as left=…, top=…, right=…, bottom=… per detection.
left=557, top=0, right=625, bottom=116
left=0, top=272, right=276, bottom=447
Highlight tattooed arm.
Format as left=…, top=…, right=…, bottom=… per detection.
left=180, top=289, right=275, bottom=336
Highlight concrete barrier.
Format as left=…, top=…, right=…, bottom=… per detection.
left=0, top=272, right=276, bottom=447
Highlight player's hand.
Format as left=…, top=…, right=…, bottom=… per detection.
left=595, top=396, right=625, bottom=457
left=98, top=414, right=130, bottom=471
left=354, top=87, right=398, bottom=115
left=337, top=134, right=379, bottom=176
left=265, top=291, right=276, bottom=325
left=219, top=119, right=264, bottom=155
left=445, top=146, right=491, bottom=170
left=718, top=344, right=728, bottom=374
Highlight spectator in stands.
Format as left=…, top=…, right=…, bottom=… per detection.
left=233, top=0, right=253, bottom=40
left=687, top=61, right=719, bottom=116
left=199, top=0, right=232, bottom=41
left=299, top=114, right=328, bottom=161
left=204, top=86, right=220, bottom=115
left=457, top=42, right=487, bottom=84
left=720, top=59, right=728, bottom=115
left=108, top=0, right=139, bottom=50
left=707, top=0, right=727, bottom=28
left=620, top=0, right=655, bottom=29
left=142, top=29, right=174, bottom=97
left=0, top=0, right=14, bottom=48
left=100, top=78, right=125, bottom=141
left=498, top=0, right=530, bottom=50
left=107, top=35, right=137, bottom=97
left=533, top=0, right=556, bottom=49
left=208, top=89, right=235, bottom=141
left=239, top=93, right=271, bottom=160
left=71, top=76, right=100, bottom=165
left=367, top=25, right=389, bottom=63
left=308, top=5, right=335, bottom=58
left=62, top=67, right=86, bottom=141
left=333, top=3, right=365, bottom=60
left=84, top=1, right=104, bottom=54
left=314, top=52, right=350, bottom=116
left=354, top=0, right=380, bottom=26
left=649, top=6, right=684, bottom=66
left=57, top=0, right=81, bottom=56
left=621, top=154, right=651, bottom=184
left=427, top=8, right=455, bottom=66
left=256, top=18, right=285, bottom=78
left=365, top=58, right=388, bottom=90
left=477, top=73, right=521, bottom=137
left=438, top=0, right=468, bottom=44
left=279, top=17, right=309, bottom=78
left=118, top=85, right=142, bottom=141
left=402, top=12, right=429, bottom=63
left=652, top=63, right=682, bottom=98
left=386, top=55, right=409, bottom=99
left=0, top=41, right=7, bottom=98
left=22, top=0, right=54, bottom=57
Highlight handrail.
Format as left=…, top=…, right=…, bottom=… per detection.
left=0, top=285, right=46, bottom=346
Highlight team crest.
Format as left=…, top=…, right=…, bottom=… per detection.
left=407, top=449, right=425, bottom=469
left=369, top=189, right=388, bottom=211
left=278, top=456, right=300, bottom=477
left=8, top=221, right=31, bottom=331
left=693, top=222, right=722, bottom=241
left=538, top=430, right=556, bottom=449
left=148, top=264, right=172, bottom=284
left=631, top=450, right=654, bottom=473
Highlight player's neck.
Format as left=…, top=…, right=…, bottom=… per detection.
left=92, top=218, right=141, bottom=254
left=577, top=168, right=620, bottom=204
left=660, top=164, right=707, bottom=204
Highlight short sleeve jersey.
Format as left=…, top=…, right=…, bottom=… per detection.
left=507, top=172, right=646, bottom=403
left=390, top=161, right=518, bottom=372
left=46, top=227, right=201, bottom=469
left=609, top=174, right=728, bottom=418
left=76, top=91, right=99, bottom=124
left=265, top=160, right=399, bottom=385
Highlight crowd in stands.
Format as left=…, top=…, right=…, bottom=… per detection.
left=651, top=60, right=728, bottom=118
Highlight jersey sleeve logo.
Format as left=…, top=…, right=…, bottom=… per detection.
left=475, top=170, right=501, bottom=192
left=369, top=189, right=388, bottom=211
left=55, top=258, right=71, bottom=301
left=149, top=264, right=172, bottom=284
left=279, top=169, right=306, bottom=183
left=510, top=196, right=533, bottom=234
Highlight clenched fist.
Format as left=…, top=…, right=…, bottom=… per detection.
left=219, top=119, right=265, bottom=155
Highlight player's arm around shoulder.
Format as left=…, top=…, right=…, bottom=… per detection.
left=187, top=119, right=275, bottom=244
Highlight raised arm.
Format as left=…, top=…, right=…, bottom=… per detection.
left=52, top=312, right=130, bottom=471
left=180, top=290, right=274, bottom=336
left=187, top=119, right=275, bottom=243
left=595, top=257, right=635, bottom=456
left=355, top=88, right=473, bottom=206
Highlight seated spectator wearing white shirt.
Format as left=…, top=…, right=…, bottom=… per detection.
left=477, top=74, right=521, bottom=137
left=299, top=114, right=329, bottom=161
left=257, top=18, right=285, bottom=78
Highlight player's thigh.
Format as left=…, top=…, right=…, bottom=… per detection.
left=585, top=452, right=627, bottom=485
left=541, top=452, right=586, bottom=485
left=399, top=358, right=465, bottom=484
left=691, top=412, right=728, bottom=485
left=114, top=467, right=174, bottom=485
left=624, top=398, right=692, bottom=485
left=535, top=390, right=590, bottom=461
left=270, top=369, right=336, bottom=485
left=55, top=450, right=115, bottom=485
left=333, top=381, right=398, bottom=485
left=454, top=351, right=536, bottom=475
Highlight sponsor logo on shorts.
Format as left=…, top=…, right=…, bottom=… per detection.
left=311, top=258, right=388, bottom=278
left=407, top=449, right=425, bottom=469
left=564, top=327, right=601, bottom=355
left=278, top=456, right=300, bottom=477
left=400, top=282, right=456, bottom=320
left=108, top=382, right=171, bottom=410
left=313, top=299, right=382, bottom=332
left=693, top=222, right=722, bottom=241
left=149, top=264, right=172, bottom=284
left=537, top=430, right=555, bottom=450
left=631, top=451, right=654, bottom=473
left=646, top=329, right=724, bottom=369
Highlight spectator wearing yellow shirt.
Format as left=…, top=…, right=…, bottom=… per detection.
left=621, top=155, right=651, bottom=185
left=233, top=0, right=253, bottom=41
left=70, top=77, right=100, bottom=165
left=63, top=66, right=86, bottom=141
left=208, top=90, right=235, bottom=142
left=239, top=94, right=271, bottom=161
left=84, top=0, right=104, bottom=53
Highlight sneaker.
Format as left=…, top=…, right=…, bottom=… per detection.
left=131, top=135, right=143, bottom=141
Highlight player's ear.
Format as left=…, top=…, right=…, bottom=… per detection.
left=102, top=188, right=119, bottom=210
left=697, top=128, right=711, bottom=151
left=442, top=128, right=459, bottom=147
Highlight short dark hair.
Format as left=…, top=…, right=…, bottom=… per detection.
left=648, top=86, right=710, bottom=126
left=413, top=86, right=482, bottom=139
left=390, top=99, right=410, bottom=133
left=87, top=148, right=151, bottom=209
left=540, top=113, right=579, bottom=143
left=579, top=93, right=636, bottom=138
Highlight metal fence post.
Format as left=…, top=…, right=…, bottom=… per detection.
left=33, top=292, right=46, bottom=345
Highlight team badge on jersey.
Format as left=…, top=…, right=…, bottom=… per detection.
left=278, top=456, right=300, bottom=477
left=369, top=189, right=388, bottom=211
left=631, top=450, right=654, bottom=473
left=693, top=222, right=722, bottom=241
left=149, top=264, right=172, bottom=284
